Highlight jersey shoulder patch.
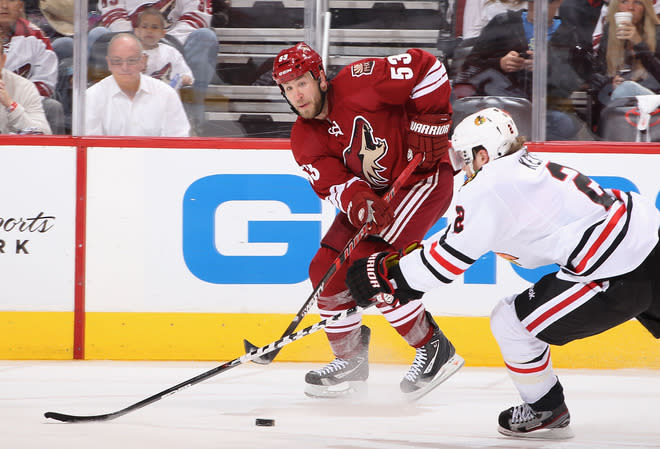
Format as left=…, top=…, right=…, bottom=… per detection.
left=351, top=60, right=375, bottom=77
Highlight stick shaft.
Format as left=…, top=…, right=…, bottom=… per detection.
left=246, top=153, right=423, bottom=363
left=44, top=305, right=372, bottom=422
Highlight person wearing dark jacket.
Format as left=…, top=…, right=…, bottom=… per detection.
left=453, top=0, right=594, bottom=140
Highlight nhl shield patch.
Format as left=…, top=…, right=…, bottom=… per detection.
left=351, top=61, right=375, bottom=77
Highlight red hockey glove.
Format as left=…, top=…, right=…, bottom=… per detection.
left=346, top=190, right=394, bottom=233
left=407, top=113, right=452, bottom=171
left=345, top=243, right=425, bottom=307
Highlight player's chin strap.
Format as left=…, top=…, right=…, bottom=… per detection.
left=278, top=74, right=328, bottom=117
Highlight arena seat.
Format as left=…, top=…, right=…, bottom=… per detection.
left=450, top=96, right=532, bottom=138
left=598, top=96, right=660, bottom=142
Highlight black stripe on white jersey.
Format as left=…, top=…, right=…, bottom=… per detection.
left=439, top=234, right=477, bottom=266
left=562, top=192, right=633, bottom=278
left=578, top=192, right=632, bottom=277
left=420, top=250, right=453, bottom=284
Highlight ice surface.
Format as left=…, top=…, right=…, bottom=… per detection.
left=2, top=360, right=659, bottom=449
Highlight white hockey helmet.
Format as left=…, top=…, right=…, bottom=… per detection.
left=451, top=107, right=519, bottom=169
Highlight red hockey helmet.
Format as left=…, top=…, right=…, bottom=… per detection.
left=272, top=42, right=324, bottom=85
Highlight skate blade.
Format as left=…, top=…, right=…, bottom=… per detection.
left=403, top=353, right=465, bottom=402
left=304, top=380, right=368, bottom=399
left=498, top=425, right=574, bottom=440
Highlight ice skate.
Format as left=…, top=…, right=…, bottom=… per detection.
left=400, top=314, right=464, bottom=401
left=304, top=325, right=370, bottom=398
left=498, top=401, right=573, bottom=439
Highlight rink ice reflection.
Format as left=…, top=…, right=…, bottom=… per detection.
left=1, top=361, right=659, bottom=449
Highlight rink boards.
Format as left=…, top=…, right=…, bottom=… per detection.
left=0, top=136, right=659, bottom=368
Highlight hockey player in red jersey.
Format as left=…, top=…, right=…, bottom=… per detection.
left=346, top=107, right=660, bottom=438
left=272, top=42, right=464, bottom=399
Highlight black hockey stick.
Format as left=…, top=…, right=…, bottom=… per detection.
left=44, top=303, right=374, bottom=423
left=243, top=153, right=423, bottom=364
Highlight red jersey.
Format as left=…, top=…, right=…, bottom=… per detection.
left=290, top=49, right=452, bottom=213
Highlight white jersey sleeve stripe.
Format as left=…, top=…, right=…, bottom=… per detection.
left=411, top=61, right=448, bottom=99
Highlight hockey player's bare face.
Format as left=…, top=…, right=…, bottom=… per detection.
left=282, top=72, right=328, bottom=120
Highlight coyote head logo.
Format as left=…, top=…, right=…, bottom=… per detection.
left=343, top=116, right=388, bottom=187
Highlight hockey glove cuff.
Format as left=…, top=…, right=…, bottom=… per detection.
left=346, top=242, right=425, bottom=307
left=407, top=113, right=451, bottom=171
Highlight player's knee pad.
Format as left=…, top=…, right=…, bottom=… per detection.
left=490, top=294, right=548, bottom=363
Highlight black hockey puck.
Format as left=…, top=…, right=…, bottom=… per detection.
left=255, top=418, right=275, bottom=427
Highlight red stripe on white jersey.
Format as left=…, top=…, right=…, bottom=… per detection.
left=179, top=13, right=207, bottom=29
left=102, top=9, right=129, bottom=26
left=505, top=350, right=551, bottom=374
left=573, top=200, right=627, bottom=273
left=428, top=241, right=465, bottom=276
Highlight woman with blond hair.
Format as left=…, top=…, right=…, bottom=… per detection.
left=594, top=0, right=660, bottom=104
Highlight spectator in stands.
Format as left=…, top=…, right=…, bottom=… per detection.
left=592, top=0, right=660, bottom=106
left=0, top=39, right=51, bottom=134
left=134, top=7, right=193, bottom=90
left=462, top=0, right=528, bottom=40
left=0, top=0, right=64, bottom=134
left=453, top=0, right=593, bottom=140
left=85, top=33, right=190, bottom=136
left=558, top=0, right=602, bottom=51
left=88, top=0, right=219, bottom=135
left=592, top=0, right=660, bottom=53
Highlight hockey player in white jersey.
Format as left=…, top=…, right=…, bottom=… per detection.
left=346, top=107, right=660, bottom=439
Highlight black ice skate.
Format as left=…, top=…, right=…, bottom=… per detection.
left=304, top=325, right=370, bottom=398
left=498, top=401, right=573, bottom=439
left=400, top=313, right=464, bottom=401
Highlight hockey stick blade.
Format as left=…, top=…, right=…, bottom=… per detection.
left=44, top=304, right=373, bottom=423
left=241, top=153, right=423, bottom=365
left=243, top=339, right=273, bottom=364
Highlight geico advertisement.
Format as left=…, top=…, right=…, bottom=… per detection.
left=84, top=148, right=660, bottom=316
left=0, top=146, right=77, bottom=311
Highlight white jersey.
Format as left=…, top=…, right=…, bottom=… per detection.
left=401, top=149, right=660, bottom=291
left=99, top=0, right=212, bottom=44
left=3, top=18, right=58, bottom=97
left=144, top=43, right=194, bottom=88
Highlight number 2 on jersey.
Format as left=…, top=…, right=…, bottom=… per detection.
left=546, top=162, right=615, bottom=210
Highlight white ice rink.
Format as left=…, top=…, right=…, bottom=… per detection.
left=2, top=360, right=659, bottom=449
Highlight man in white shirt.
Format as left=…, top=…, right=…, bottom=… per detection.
left=85, top=33, right=190, bottom=136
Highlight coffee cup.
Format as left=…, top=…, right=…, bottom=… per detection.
left=614, top=11, right=633, bottom=28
